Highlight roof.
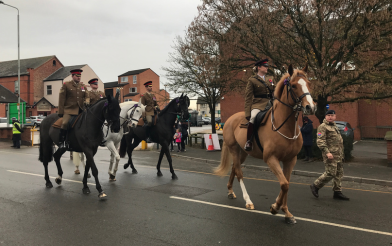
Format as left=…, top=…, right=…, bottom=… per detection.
left=0, top=55, right=56, bottom=77
left=196, top=97, right=221, bottom=104
left=118, top=68, right=149, bottom=77
left=33, top=97, right=55, bottom=107
left=104, top=81, right=127, bottom=89
left=44, top=65, right=85, bottom=81
left=123, top=92, right=140, bottom=97
left=0, top=84, right=25, bottom=103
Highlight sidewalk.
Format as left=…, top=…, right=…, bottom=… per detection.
left=167, top=140, right=392, bottom=186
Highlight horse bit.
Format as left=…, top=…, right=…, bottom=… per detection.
left=271, top=74, right=310, bottom=140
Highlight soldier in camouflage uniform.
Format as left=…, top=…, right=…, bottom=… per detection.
left=310, top=110, right=350, bottom=200
left=87, top=78, right=105, bottom=105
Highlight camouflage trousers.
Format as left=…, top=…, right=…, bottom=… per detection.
left=314, top=161, right=344, bottom=192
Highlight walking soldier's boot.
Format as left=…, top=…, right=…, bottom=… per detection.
left=244, top=122, right=254, bottom=151
left=58, top=129, right=67, bottom=149
left=333, top=191, right=350, bottom=200
left=310, top=183, right=319, bottom=198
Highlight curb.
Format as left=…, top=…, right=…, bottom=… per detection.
left=168, top=152, right=392, bottom=187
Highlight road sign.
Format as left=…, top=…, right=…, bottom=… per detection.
left=326, top=104, right=329, bottom=109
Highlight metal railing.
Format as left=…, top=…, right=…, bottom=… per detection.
left=360, top=126, right=392, bottom=140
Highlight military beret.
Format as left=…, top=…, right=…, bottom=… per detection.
left=144, top=81, right=152, bottom=87
left=325, top=110, right=336, bottom=116
left=88, top=78, right=98, bottom=85
left=255, top=59, right=269, bottom=67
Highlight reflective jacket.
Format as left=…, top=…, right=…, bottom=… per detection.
left=12, top=122, right=22, bottom=134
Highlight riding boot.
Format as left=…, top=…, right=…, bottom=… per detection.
left=333, top=191, right=350, bottom=201
left=58, top=129, right=67, bottom=149
left=144, top=125, right=152, bottom=143
left=244, top=122, right=254, bottom=151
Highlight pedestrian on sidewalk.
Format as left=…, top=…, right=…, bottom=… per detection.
left=11, top=117, right=23, bottom=149
left=173, top=128, right=182, bottom=152
left=310, top=110, right=349, bottom=200
left=180, top=120, right=189, bottom=152
left=301, top=116, right=313, bottom=161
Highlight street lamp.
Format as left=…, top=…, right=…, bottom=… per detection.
left=1, top=1, right=21, bottom=123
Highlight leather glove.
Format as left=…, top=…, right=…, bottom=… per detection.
left=58, top=114, right=63, bottom=118
left=246, top=116, right=250, bottom=121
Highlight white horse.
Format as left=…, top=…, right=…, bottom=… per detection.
left=73, top=100, right=145, bottom=181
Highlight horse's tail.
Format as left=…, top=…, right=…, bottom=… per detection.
left=73, top=152, right=80, bottom=166
left=38, top=132, right=53, bottom=163
left=119, top=135, right=127, bottom=158
left=214, top=142, right=232, bottom=176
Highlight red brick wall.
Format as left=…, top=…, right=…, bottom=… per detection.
left=0, top=126, right=32, bottom=143
left=221, top=91, right=245, bottom=123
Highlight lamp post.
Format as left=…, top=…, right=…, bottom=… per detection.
left=1, top=1, right=21, bottom=123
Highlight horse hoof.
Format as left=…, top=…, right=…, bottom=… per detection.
left=172, top=174, right=178, bottom=180
left=124, top=164, right=129, bottom=169
left=55, top=178, right=62, bottom=185
left=46, top=182, right=53, bottom=188
left=109, top=174, right=116, bottom=181
left=228, top=193, right=236, bottom=199
left=82, top=187, right=90, bottom=194
left=246, top=204, right=255, bottom=210
left=98, top=192, right=107, bottom=200
left=270, top=205, right=279, bottom=215
left=285, top=217, right=297, bottom=224
left=132, top=169, right=138, bottom=174
left=157, top=171, right=163, bottom=177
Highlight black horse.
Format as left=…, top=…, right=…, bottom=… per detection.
left=39, top=93, right=121, bottom=199
left=119, top=94, right=190, bottom=179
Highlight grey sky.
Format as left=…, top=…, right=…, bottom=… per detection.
left=0, top=0, right=201, bottom=94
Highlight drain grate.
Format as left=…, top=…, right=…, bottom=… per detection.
left=146, top=184, right=213, bottom=198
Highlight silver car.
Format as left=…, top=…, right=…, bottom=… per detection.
left=26, top=116, right=46, bottom=127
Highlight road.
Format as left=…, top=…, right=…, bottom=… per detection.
left=0, top=146, right=391, bottom=245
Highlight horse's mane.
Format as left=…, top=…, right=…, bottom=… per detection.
left=90, top=97, right=108, bottom=107
left=274, top=69, right=308, bottom=99
left=159, top=97, right=178, bottom=116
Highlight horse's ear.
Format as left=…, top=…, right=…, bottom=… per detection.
left=115, top=91, right=120, bottom=101
left=288, top=64, right=294, bottom=76
left=303, top=63, right=308, bottom=73
left=107, top=94, right=112, bottom=103
left=180, top=93, right=184, bottom=98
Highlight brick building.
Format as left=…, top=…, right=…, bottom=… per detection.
left=104, top=68, right=169, bottom=109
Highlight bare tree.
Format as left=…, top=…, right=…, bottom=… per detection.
left=192, top=0, right=392, bottom=123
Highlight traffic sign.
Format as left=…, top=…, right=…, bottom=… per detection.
left=326, top=104, right=329, bottom=109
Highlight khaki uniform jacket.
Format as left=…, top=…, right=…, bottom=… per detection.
left=141, top=92, right=158, bottom=116
left=58, top=80, right=88, bottom=115
left=244, top=75, right=275, bottom=118
left=88, top=90, right=105, bottom=105
left=316, top=119, right=344, bottom=162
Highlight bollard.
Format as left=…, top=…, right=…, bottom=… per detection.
left=141, top=140, right=147, bottom=150
left=30, top=126, right=38, bottom=146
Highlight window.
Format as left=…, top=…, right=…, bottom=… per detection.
left=53, top=60, right=56, bottom=66
left=129, top=87, right=137, bottom=93
left=121, top=77, right=128, bottom=83
left=47, top=85, right=52, bottom=95
left=14, top=80, right=19, bottom=94
left=133, top=75, right=137, bottom=84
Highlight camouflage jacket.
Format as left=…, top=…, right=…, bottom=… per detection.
left=316, top=119, right=344, bottom=161
left=88, top=90, right=105, bottom=105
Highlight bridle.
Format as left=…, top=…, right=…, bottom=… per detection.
left=271, top=74, right=311, bottom=140
left=119, top=104, right=141, bottom=128
left=169, top=97, right=189, bottom=119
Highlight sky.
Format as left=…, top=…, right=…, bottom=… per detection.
left=0, top=0, right=201, bottom=107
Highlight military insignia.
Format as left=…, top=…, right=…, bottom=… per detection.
left=153, top=97, right=156, bottom=101
left=317, top=132, right=322, bottom=137
left=100, top=95, right=103, bottom=98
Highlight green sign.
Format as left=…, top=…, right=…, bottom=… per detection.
left=8, top=102, right=26, bottom=124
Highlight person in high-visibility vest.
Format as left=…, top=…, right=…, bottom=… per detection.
left=11, top=117, right=23, bottom=149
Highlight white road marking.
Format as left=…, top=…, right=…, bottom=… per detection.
left=353, top=141, right=358, bottom=145
left=170, top=196, right=392, bottom=237
left=7, top=170, right=96, bottom=185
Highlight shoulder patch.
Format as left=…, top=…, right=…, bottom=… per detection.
left=317, top=132, right=322, bottom=137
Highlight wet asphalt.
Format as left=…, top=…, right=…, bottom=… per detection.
left=0, top=146, right=392, bottom=246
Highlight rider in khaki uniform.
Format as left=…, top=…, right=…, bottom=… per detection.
left=244, top=59, right=275, bottom=151
left=58, top=69, right=90, bottom=148
left=87, top=78, right=105, bottom=105
left=310, top=110, right=349, bottom=200
left=141, top=81, right=159, bottom=141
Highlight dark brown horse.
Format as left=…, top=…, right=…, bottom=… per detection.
left=215, top=65, right=316, bottom=224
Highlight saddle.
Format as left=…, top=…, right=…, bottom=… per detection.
left=137, top=111, right=159, bottom=127
left=52, top=114, right=82, bottom=129
left=240, top=101, right=273, bottom=129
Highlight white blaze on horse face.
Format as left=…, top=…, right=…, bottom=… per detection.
left=298, top=79, right=315, bottom=110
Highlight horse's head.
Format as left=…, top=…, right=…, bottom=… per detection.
left=175, top=93, right=190, bottom=120
left=104, top=92, right=121, bottom=133
left=125, top=99, right=144, bottom=128
left=276, top=64, right=316, bottom=115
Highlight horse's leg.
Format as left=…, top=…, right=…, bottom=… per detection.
left=231, top=146, right=253, bottom=209
left=228, top=149, right=248, bottom=199
left=82, top=161, right=91, bottom=194
left=156, top=147, right=165, bottom=177
left=127, top=138, right=141, bottom=174
left=43, top=161, right=53, bottom=188
left=159, top=142, right=178, bottom=179
left=52, top=148, right=66, bottom=185
left=106, top=141, right=117, bottom=180
left=280, top=158, right=297, bottom=224
left=266, top=156, right=289, bottom=216
left=80, top=153, right=90, bottom=178
left=85, top=151, right=106, bottom=199
left=113, top=142, right=121, bottom=177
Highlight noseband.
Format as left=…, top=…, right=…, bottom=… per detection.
left=271, top=74, right=311, bottom=139
left=120, top=104, right=141, bottom=128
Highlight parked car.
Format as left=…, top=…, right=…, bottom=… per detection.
left=26, top=116, right=46, bottom=126
left=0, top=117, right=10, bottom=128
left=202, top=117, right=211, bottom=125
left=335, top=121, right=354, bottom=141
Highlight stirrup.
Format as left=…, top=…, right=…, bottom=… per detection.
left=244, top=141, right=252, bottom=151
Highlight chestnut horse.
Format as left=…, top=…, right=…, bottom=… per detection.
left=215, top=65, right=316, bottom=224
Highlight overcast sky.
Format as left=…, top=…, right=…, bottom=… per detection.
left=0, top=0, right=201, bottom=98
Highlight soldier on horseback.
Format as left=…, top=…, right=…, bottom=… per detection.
left=141, top=81, right=160, bottom=142
left=87, top=78, right=105, bottom=105
left=244, top=59, right=275, bottom=151
left=57, top=69, right=90, bottom=149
